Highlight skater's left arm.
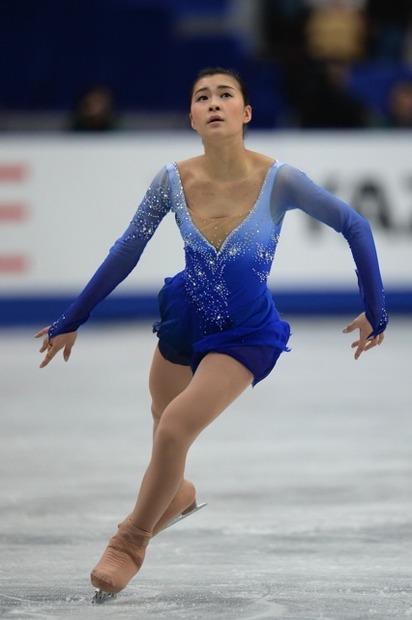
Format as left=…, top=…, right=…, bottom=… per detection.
left=274, top=164, right=388, bottom=345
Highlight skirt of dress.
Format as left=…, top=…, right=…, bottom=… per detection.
left=152, top=271, right=291, bottom=386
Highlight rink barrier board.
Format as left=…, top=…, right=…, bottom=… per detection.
left=0, top=288, right=410, bottom=327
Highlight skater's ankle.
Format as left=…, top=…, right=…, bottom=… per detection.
left=122, top=517, right=152, bottom=537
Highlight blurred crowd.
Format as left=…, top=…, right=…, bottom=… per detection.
left=256, top=0, right=412, bottom=128
left=1, top=0, right=412, bottom=131
left=67, top=0, right=412, bottom=132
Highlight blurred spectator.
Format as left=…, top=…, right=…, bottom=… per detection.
left=365, top=0, right=412, bottom=62
left=69, top=85, right=119, bottom=132
left=256, top=1, right=370, bottom=128
left=305, top=3, right=367, bottom=62
left=388, top=80, right=412, bottom=126
left=257, top=0, right=308, bottom=63
left=294, top=2, right=369, bottom=128
left=256, top=1, right=310, bottom=126
left=380, top=79, right=412, bottom=127
left=294, top=59, right=368, bottom=128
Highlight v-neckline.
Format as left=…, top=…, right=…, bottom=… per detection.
left=173, top=162, right=276, bottom=255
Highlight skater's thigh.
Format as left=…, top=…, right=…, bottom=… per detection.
left=149, top=346, right=193, bottom=421
left=159, top=352, right=253, bottom=442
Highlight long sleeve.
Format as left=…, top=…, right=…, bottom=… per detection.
left=48, top=166, right=171, bottom=338
left=272, top=164, right=388, bottom=337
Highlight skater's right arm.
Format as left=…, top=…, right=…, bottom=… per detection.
left=35, top=167, right=171, bottom=367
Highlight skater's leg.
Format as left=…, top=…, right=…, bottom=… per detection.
left=90, top=349, right=194, bottom=594
left=149, top=346, right=193, bottom=435
left=129, top=352, right=253, bottom=532
left=148, top=347, right=196, bottom=531
left=151, top=479, right=196, bottom=535
left=119, top=479, right=197, bottom=537
left=114, top=349, right=196, bottom=536
left=91, top=353, right=252, bottom=593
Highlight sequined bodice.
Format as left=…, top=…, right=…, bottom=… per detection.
left=169, top=162, right=281, bottom=333
left=47, top=160, right=387, bottom=341
left=187, top=209, right=250, bottom=251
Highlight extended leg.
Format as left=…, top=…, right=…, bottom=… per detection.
left=91, top=348, right=194, bottom=595
left=90, top=352, right=252, bottom=594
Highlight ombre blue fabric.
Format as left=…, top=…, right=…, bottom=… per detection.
left=48, top=161, right=387, bottom=385
left=153, top=271, right=291, bottom=385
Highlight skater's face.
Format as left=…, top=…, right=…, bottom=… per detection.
left=189, top=74, right=252, bottom=139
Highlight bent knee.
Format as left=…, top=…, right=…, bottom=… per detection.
left=154, top=419, right=192, bottom=452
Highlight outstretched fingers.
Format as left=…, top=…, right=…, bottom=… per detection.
left=39, top=341, right=59, bottom=368
left=351, top=332, right=384, bottom=359
left=35, top=327, right=77, bottom=368
left=343, top=312, right=385, bottom=360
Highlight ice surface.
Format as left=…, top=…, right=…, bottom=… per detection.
left=1, top=318, right=411, bottom=619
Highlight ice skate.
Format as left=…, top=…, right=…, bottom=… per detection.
left=92, top=589, right=117, bottom=604
left=91, top=481, right=206, bottom=603
left=90, top=521, right=151, bottom=598
left=152, top=479, right=205, bottom=536
left=115, top=480, right=205, bottom=537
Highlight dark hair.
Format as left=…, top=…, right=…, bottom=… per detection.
left=191, top=67, right=250, bottom=106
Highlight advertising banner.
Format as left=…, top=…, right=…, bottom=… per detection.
left=0, top=132, right=410, bottom=323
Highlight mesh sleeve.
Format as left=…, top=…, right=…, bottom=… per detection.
left=48, top=166, right=171, bottom=338
left=272, top=164, right=388, bottom=337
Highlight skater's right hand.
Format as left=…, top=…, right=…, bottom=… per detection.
left=35, top=327, right=77, bottom=368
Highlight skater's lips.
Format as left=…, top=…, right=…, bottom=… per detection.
left=208, top=115, right=223, bottom=124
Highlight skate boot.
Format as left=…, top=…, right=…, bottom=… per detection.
left=153, top=479, right=199, bottom=535
left=116, top=480, right=206, bottom=538
left=91, top=481, right=206, bottom=603
left=90, top=520, right=151, bottom=597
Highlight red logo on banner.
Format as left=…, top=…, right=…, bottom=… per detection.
left=0, top=164, right=28, bottom=182
left=0, top=164, right=29, bottom=274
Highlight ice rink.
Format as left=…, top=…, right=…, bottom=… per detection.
left=1, top=318, right=411, bottom=619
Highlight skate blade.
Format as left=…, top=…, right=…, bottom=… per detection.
left=92, top=588, right=118, bottom=604
left=165, top=501, right=207, bottom=530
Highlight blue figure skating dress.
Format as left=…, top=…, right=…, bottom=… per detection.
left=48, top=162, right=388, bottom=385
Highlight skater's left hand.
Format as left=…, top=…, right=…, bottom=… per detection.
left=35, top=326, right=77, bottom=368
left=342, top=312, right=384, bottom=360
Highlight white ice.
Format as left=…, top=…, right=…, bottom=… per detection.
left=1, top=318, right=411, bottom=619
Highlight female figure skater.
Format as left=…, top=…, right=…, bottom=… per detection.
left=36, top=67, right=387, bottom=599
